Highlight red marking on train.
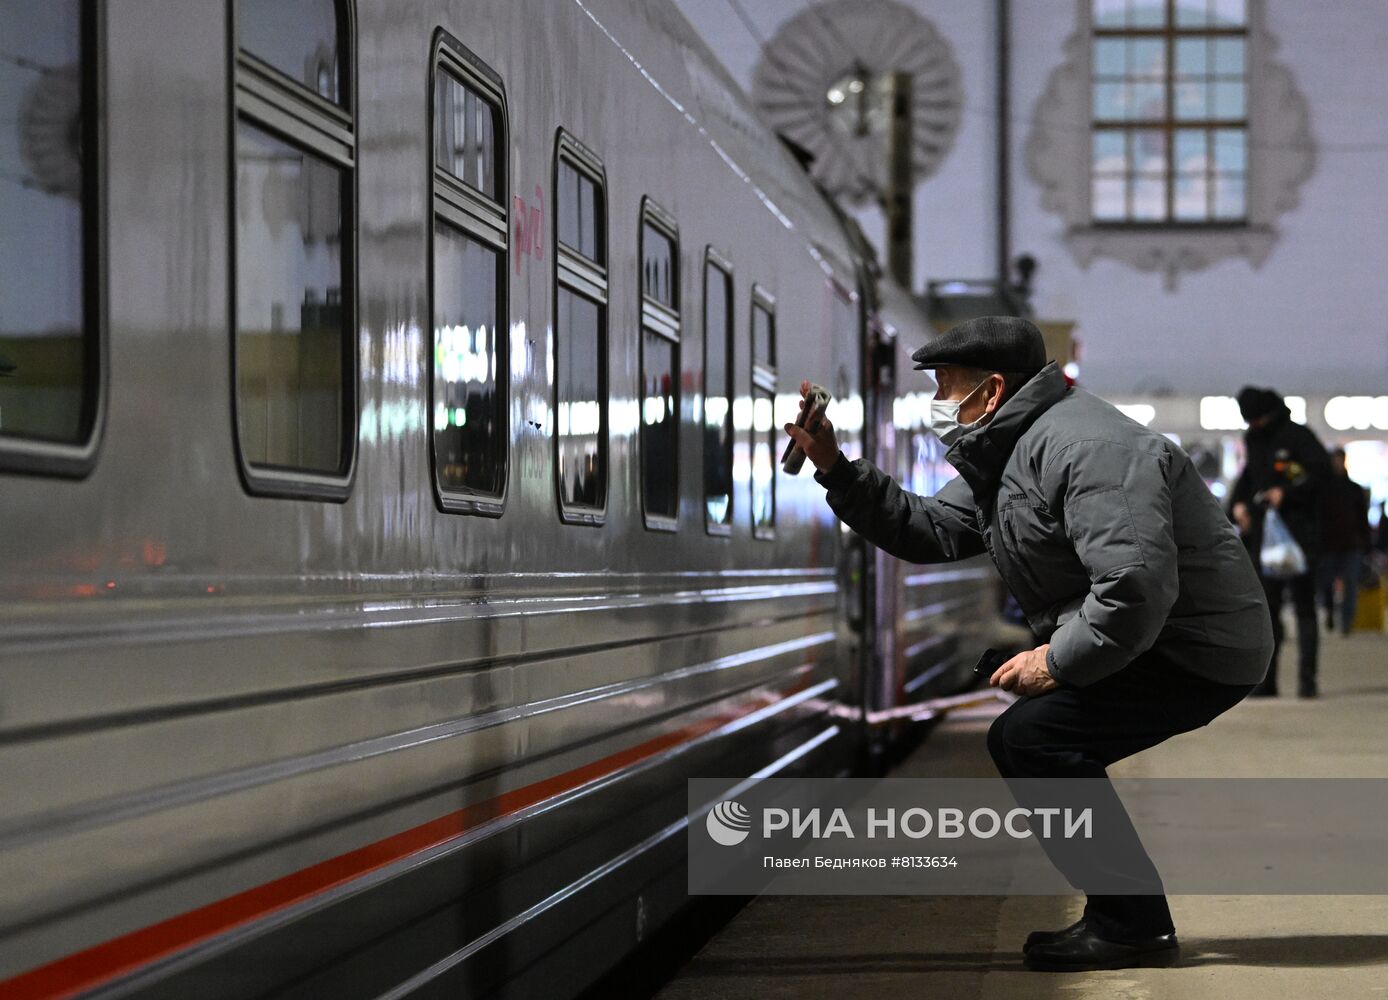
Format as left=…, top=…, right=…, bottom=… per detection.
left=0, top=672, right=815, bottom=999
left=513, top=184, right=545, bottom=274
left=142, top=539, right=167, bottom=568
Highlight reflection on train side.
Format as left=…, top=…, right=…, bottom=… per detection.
left=894, top=390, right=954, bottom=496
left=347, top=306, right=879, bottom=505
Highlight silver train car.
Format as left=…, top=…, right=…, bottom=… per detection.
left=0, top=0, right=1000, bottom=996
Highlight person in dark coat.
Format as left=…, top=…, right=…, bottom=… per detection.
left=1229, top=386, right=1331, bottom=697
left=1317, top=448, right=1371, bottom=634
left=783, top=316, right=1272, bottom=973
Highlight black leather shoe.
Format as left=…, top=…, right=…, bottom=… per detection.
left=1023, top=924, right=1179, bottom=971
left=1023, top=917, right=1088, bottom=953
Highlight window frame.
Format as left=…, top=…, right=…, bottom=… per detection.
left=702, top=248, right=735, bottom=538
left=427, top=31, right=510, bottom=517
left=638, top=198, right=680, bottom=533
left=551, top=130, right=609, bottom=526
left=0, top=0, right=108, bottom=478
left=227, top=0, right=359, bottom=502
left=1089, top=0, right=1250, bottom=228
left=749, top=284, right=777, bottom=541
left=1029, top=0, right=1311, bottom=288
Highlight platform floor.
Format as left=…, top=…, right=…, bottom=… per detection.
left=654, top=628, right=1388, bottom=1000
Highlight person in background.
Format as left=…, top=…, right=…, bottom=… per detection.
left=1374, top=501, right=1388, bottom=565
left=1229, top=386, right=1331, bottom=697
left=1317, top=448, right=1370, bottom=635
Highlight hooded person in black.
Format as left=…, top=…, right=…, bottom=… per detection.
left=1229, top=386, right=1331, bottom=697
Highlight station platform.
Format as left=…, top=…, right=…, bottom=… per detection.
left=654, top=629, right=1388, bottom=999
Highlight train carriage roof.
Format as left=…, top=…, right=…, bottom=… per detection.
left=589, top=0, right=870, bottom=295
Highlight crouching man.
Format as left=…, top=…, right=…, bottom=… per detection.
left=783, top=316, right=1273, bottom=971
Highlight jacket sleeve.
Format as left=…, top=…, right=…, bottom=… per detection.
left=812, top=450, right=985, bottom=563
left=1284, top=426, right=1331, bottom=510
left=1228, top=461, right=1253, bottom=519
left=1042, top=440, right=1181, bottom=687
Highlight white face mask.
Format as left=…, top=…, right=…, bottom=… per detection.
left=927, top=377, right=992, bottom=446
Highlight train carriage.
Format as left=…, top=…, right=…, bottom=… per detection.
left=0, top=1, right=999, bottom=996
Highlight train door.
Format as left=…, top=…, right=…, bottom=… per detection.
left=819, top=265, right=896, bottom=772
left=860, top=304, right=899, bottom=770
left=813, top=264, right=871, bottom=770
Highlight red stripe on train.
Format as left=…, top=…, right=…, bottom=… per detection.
left=1, top=675, right=813, bottom=999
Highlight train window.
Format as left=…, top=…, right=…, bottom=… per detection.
left=0, top=0, right=102, bottom=475
left=432, top=224, right=505, bottom=499
left=751, top=387, right=776, bottom=533
left=641, top=332, right=677, bottom=523
left=702, top=252, right=733, bottom=533
left=639, top=201, right=679, bottom=528
left=237, top=0, right=345, bottom=106
left=752, top=296, right=775, bottom=368
left=232, top=0, right=356, bottom=499
left=556, top=287, right=604, bottom=510
left=557, top=159, right=602, bottom=262
left=434, top=68, right=497, bottom=199
left=750, top=288, right=777, bottom=538
left=641, top=220, right=676, bottom=310
left=233, top=124, right=347, bottom=474
left=430, top=36, right=508, bottom=514
left=554, top=133, right=608, bottom=523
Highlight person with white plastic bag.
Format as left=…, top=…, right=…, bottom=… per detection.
left=1230, top=386, right=1331, bottom=698
left=1261, top=506, right=1308, bottom=580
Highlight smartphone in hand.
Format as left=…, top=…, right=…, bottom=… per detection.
left=972, top=648, right=1008, bottom=677
left=780, top=383, right=831, bottom=475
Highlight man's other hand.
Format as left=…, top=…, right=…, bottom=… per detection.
left=783, top=378, right=841, bottom=474
left=991, top=644, right=1059, bottom=697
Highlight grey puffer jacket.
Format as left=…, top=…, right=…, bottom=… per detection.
left=814, top=362, right=1272, bottom=688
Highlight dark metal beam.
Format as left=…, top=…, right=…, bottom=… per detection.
left=996, top=0, right=1011, bottom=285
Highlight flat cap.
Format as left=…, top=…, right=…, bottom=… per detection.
left=911, top=315, right=1048, bottom=372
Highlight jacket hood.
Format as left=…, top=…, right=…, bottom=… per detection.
left=1250, top=398, right=1292, bottom=435
left=1236, top=385, right=1284, bottom=424
left=945, top=360, right=1069, bottom=494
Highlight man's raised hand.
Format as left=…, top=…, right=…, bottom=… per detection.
left=783, top=378, right=841, bottom=474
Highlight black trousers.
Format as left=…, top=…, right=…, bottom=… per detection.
left=1258, top=569, right=1319, bottom=694
left=986, top=647, right=1255, bottom=942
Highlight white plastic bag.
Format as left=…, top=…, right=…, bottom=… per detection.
left=1260, top=507, right=1307, bottom=580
